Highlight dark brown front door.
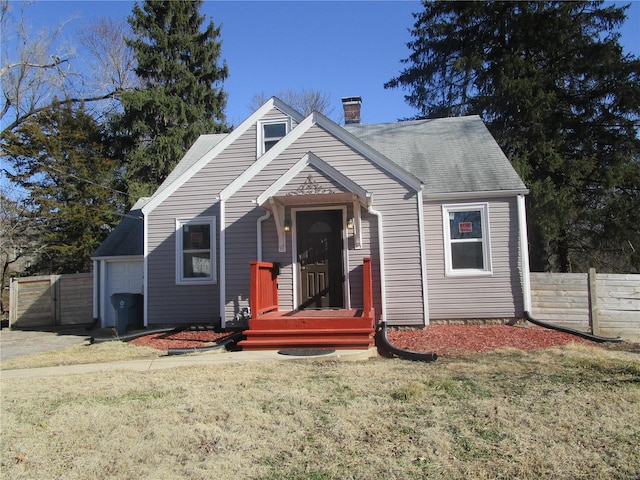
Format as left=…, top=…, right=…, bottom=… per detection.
left=296, top=210, right=344, bottom=309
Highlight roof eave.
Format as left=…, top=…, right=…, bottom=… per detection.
left=423, top=189, right=529, bottom=202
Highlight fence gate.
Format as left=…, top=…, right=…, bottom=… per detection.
left=9, top=274, right=93, bottom=328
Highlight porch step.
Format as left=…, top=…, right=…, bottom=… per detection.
left=238, top=335, right=374, bottom=351
left=248, top=316, right=373, bottom=331
left=237, top=312, right=375, bottom=351
left=238, top=328, right=374, bottom=351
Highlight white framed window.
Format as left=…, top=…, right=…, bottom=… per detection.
left=442, top=204, right=492, bottom=276
left=257, top=118, right=290, bottom=157
left=176, top=217, right=217, bottom=284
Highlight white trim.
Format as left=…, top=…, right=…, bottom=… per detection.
left=99, top=260, right=107, bottom=327
left=291, top=206, right=350, bottom=310
left=367, top=205, right=387, bottom=324
left=92, top=255, right=143, bottom=262
left=142, top=97, right=304, bottom=215
left=517, top=194, right=532, bottom=313
left=255, top=151, right=372, bottom=208
left=424, top=189, right=529, bottom=202
left=221, top=110, right=422, bottom=203
left=257, top=117, right=291, bottom=157
left=219, top=200, right=226, bottom=328
left=442, top=203, right=493, bottom=277
left=175, top=216, right=218, bottom=285
left=93, top=260, right=99, bottom=320
left=416, top=190, right=430, bottom=325
left=256, top=210, right=271, bottom=262
left=143, top=214, right=148, bottom=327
left=221, top=113, right=316, bottom=201
left=316, top=111, right=423, bottom=191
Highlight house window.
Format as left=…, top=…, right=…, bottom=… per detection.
left=258, top=118, right=290, bottom=156
left=176, top=217, right=217, bottom=284
left=442, top=204, right=492, bottom=276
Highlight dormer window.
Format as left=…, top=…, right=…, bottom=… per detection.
left=258, top=118, right=290, bottom=157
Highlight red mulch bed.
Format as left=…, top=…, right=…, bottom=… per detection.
left=130, top=324, right=596, bottom=355
left=129, top=330, right=234, bottom=351
left=387, top=325, right=596, bottom=355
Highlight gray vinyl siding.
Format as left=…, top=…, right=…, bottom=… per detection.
left=145, top=106, right=293, bottom=325
left=224, top=124, right=425, bottom=325
left=424, top=197, right=524, bottom=319
left=146, top=205, right=220, bottom=325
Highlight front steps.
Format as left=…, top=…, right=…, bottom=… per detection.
left=237, top=313, right=375, bottom=351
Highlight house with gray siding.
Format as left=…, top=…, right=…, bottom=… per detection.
left=93, top=97, right=531, bottom=348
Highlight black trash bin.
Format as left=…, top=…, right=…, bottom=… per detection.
left=110, top=293, right=143, bottom=335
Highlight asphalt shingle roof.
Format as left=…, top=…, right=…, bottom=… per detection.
left=92, top=197, right=148, bottom=258
left=345, top=115, right=527, bottom=195
left=95, top=116, right=526, bottom=258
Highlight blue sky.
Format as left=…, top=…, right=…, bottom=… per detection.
left=5, top=0, right=640, bottom=127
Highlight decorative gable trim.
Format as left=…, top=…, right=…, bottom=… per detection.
left=255, top=152, right=372, bottom=207
left=221, top=111, right=422, bottom=203
left=254, top=151, right=371, bottom=252
left=142, top=97, right=304, bottom=215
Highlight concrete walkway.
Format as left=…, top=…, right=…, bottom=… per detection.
left=1, top=346, right=378, bottom=379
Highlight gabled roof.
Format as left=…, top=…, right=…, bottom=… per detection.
left=153, top=134, right=227, bottom=198
left=256, top=151, right=372, bottom=208
left=92, top=197, right=148, bottom=259
left=142, top=97, right=305, bottom=215
left=345, top=115, right=528, bottom=196
left=220, top=110, right=423, bottom=201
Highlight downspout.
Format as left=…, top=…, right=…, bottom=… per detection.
left=256, top=210, right=272, bottom=262
left=367, top=205, right=387, bottom=324
left=369, top=197, right=437, bottom=362
left=219, top=199, right=226, bottom=328
left=416, top=189, right=430, bottom=325
left=517, top=194, right=532, bottom=313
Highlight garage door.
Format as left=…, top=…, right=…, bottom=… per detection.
left=104, top=260, right=143, bottom=327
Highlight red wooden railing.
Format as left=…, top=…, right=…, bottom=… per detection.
left=250, top=261, right=279, bottom=317
left=363, top=257, right=374, bottom=319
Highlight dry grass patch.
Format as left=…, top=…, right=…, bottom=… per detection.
left=1, top=344, right=639, bottom=479
left=0, top=341, right=162, bottom=371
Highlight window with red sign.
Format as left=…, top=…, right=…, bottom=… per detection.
left=443, top=204, right=491, bottom=275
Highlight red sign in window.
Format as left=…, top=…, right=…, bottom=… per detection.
left=191, top=232, right=203, bottom=244
left=458, top=222, right=473, bottom=234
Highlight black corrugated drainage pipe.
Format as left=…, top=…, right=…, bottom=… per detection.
left=524, top=311, right=623, bottom=343
left=166, top=332, right=244, bottom=355
left=376, top=322, right=438, bottom=362
left=90, top=327, right=177, bottom=344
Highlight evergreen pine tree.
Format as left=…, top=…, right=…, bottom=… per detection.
left=2, top=101, right=121, bottom=273
left=386, top=1, right=640, bottom=272
left=119, top=0, right=229, bottom=199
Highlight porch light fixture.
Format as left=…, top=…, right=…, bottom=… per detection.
left=284, top=219, right=291, bottom=232
left=347, top=218, right=355, bottom=234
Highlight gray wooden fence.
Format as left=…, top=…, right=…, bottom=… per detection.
left=9, top=273, right=93, bottom=328
left=530, top=269, right=640, bottom=341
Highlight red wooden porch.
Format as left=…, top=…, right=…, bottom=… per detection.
left=237, top=258, right=376, bottom=351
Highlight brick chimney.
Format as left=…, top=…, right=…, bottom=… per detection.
left=342, top=96, right=362, bottom=125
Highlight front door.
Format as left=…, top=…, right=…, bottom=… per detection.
left=296, top=209, right=344, bottom=309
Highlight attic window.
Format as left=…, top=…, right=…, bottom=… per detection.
left=258, top=118, right=290, bottom=157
